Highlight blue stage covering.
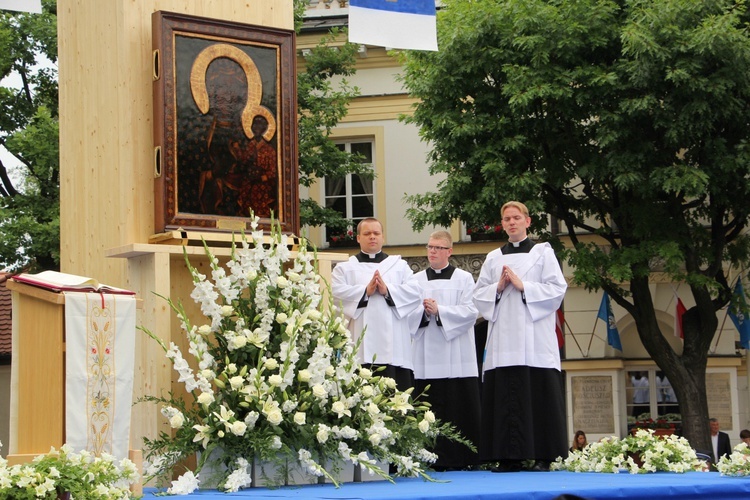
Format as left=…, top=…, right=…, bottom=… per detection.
left=142, top=470, right=750, bottom=499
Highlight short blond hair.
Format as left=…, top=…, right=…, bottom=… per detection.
left=501, top=201, right=530, bottom=218
left=429, top=230, right=452, bottom=247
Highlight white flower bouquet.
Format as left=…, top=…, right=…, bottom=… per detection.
left=551, top=429, right=706, bottom=474
left=717, top=442, right=750, bottom=476
left=0, top=442, right=139, bottom=499
left=140, top=218, right=465, bottom=494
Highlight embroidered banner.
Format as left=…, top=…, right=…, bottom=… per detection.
left=65, top=292, right=136, bottom=459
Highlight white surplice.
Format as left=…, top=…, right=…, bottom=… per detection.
left=331, top=254, right=421, bottom=368
left=473, top=242, right=567, bottom=372
left=408, top=267, right=479, bottom=379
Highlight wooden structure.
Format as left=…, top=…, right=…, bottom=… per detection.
left=53, top=0, right=298, bottom=466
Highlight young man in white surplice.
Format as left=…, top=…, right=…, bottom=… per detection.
left=407, top=230, right=481, bottom=471
left=473, top=201, right=568, bottom=472
left=331, top=218, right=422, bottom=391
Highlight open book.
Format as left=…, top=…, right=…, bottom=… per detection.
left=12, top=270, right=136, bottom=295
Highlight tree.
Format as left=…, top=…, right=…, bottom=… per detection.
left=0, top=0, right=59, bottom=272
left=400, top=0, right=750, bottom=454
left=294, top=0, right=372, bottom=237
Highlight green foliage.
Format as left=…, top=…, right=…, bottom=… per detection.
left=0, top=0, right=59, bottom=272
left=294, top=0, right=370, bottom=234
left=400, top=0, right=750, bottom=451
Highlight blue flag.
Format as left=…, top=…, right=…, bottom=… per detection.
left=598, top=292, right=622, bottom=351
left=349, top=0, right=438, bottom=51
left=729, top=280, right=750, bottom=350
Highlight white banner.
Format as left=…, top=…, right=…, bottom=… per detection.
left=349, top=0, right=438, bottom=51
left=0, top=0, right=42, bottom=14
left=65, top=292, right=136, bottom=460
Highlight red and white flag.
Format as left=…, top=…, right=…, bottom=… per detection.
left=555, top=307, right=565, bottom=348
left=674, top=297, right=686, bottom=339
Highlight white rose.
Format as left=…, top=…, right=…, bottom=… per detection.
left=230, top=421, right=247, bottom=436
left=384, top=377, right=397, bottom=389
left=359, top=368, right=372, bottom=379
left=366, top=403, right=380, bottom=415
left=229, top=376, right=245, bottom=390
left=218, top=430, right=225, bottom=438
left=368, top=433, right=381, bottom=446
left=317, top=427, right=329, bottom=443
left=276, top=276, right=289, bottom=287
left=336, top=323, right=348, bottom=335
left=287, top=272, right=301, bottom=282
left=325, top=366, right=335, bottom=377
left=424, top=410, right=436, bottom=424
left=294, top=412, right=306, bottom=425
left=298, top=370, right=311, bottom=383
left=264, top=358, right=279, bottom=371
left=312, top=384, right=327, bottom=399
left=169, top=412, right=185, bottom=429
left=361, top=385, right=374, bottom=398
left=268, top=374, right=283, bottom=387
left=198, top=325, right=212, bottom=336
left=418, top=420, right=430, bottom=433
left=220, top=305, right=234, bottom=317
left=267, top=409, right=283, bottom=426
left=226, top=363, right=238, bottom=375
left=246, top=269, right=257, bottom=281
left=200, top=369, right=215, bottom=381
left=276, top=313, right=288, bottom=324
left=197, top=392, right=214, bottom=405
left=230, top=336, right=247, bottom=350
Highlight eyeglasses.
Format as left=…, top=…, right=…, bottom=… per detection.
left=426, top=245, right=451, bottom=251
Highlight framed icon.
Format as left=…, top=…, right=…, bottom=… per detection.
left=152, top=11, right=299, bottom=235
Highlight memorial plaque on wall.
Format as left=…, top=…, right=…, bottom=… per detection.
left=152, top=11, right=299, bottom=235
left=707, top=372, right=733, bottom=428
left=572, top=375, right=615, bottom=434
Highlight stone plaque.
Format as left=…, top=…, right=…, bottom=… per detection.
left=572, top=375, right=615, bottom=434
left=707, top=372, right=733, bottom=428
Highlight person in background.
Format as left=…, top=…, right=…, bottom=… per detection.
left=408, top=230, right=481, bottom=471
left=331, top=218, right=421, bottom=391
left=740, top=429, right=750, bottom=446
left=473, top=201, right=568, bottom=472
left=569, top=430, right=588, bottom=453
left=710, top=417, right=732, bottom=464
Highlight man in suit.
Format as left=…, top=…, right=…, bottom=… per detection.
left=710, top=417, right=732, bottom=464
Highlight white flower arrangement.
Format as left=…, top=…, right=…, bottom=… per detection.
left=551, top=429, right=707, bottom=474
left=717, top=442, right=750, bottom=476
left=0, top=441, right=139, bottom=499
left=141, top=218, right=466, bottom=494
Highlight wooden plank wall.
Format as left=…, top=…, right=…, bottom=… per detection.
left=56, top=0, right=293, bottom=460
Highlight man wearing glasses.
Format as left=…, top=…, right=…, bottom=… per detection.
left=407, top=230, right=481, bottom=471
left=331, top=218, right=422, bottom=391
left=473, top=201, right=568, bottom=472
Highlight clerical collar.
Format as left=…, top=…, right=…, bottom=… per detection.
left=355, top=251, right=388, bottom=263
left=426, top=265, right=455, bottom=280
left=501, top=237, right=535, bottom=255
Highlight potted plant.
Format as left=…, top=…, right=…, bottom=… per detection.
left=0, top=442, right=139, bottom=499
left=629, top=413, right=681, bottom=436
left=140, top=217, right=472, bottom=495
left=552, top=429, right=706, bottom=474
left=328, top=229, right=357, bottom=248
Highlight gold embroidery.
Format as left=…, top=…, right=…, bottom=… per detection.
left=85, top=296, right=116, bottom=455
